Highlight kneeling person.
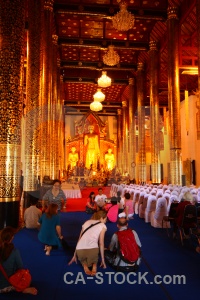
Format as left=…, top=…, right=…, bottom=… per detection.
left=105, top=213, right=141, bottom=271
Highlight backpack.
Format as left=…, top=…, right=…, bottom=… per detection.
left=115, top=228, right=140, bottom=264
left=107, top=204, right=118, bottom=223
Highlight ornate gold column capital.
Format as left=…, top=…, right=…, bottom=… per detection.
left=117, top=109, right=122, bottom=115
left=149, top=40, right=158, bottom=51
left=167, top=7, right=179, bottom=20
left=122, top=101, right=127, bottom=108
left=129, top=78, right=135, bottom=85
left=52, top=34, right=58, bottom=45
left=44, top=0, right=54, bottom=11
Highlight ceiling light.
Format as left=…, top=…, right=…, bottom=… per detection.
left=97, top=71, right=112, bottom=88
left=103, top=45, right=120, bottom=67
left=93, top=88, right=105, bottom=102
left=112, top=1, right=135, bottom=32
left=90, top=101, right=103, bottom=112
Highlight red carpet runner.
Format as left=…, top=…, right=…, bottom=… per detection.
left=66, top=186, right=111, bottom=212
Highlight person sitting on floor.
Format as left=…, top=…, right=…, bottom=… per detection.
left=0, top=227, right=37, bottom=295
left=94, top=188, right=107, bottom=211
left=105, top=212, right=141, bottom=272
left=24, top=197, right=42, bottom=229
left=106, top=196, right=119, bottom=223
left=68, top=211, right=107, bottom=276
left=85, top=191, right=97, bottom=214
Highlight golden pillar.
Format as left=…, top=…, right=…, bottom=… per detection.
left=196, top=1, right=200, bottom=110
left=167, top=7, right=181, bottom=185
left=196, top=1, right=200, bottom=147
left=117, top=109, right=123, bottom=173
left=122, top=101, right=128, bottom=174
left=137, top=62, right=146, bottom=183
left=128, top=78, right=136, bottom=180
left=40, top=0, right=54, bottom=180
left=24, top=0, right=43, bottom=205
left=0, top=0, right=25, bottom=228
left=59, top=75, right=65, bottom=177
left=55, top=58, right=63, bottom=179
left=51, top=34, right=59, bottom=179
left=149, top=41, right=161, bottom=183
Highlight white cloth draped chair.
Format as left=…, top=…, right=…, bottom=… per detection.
left=167, top=195, right=179, bottom=213
left=151, top=197, right=168, bottom=228
left=144, top=195, right=157, bottom=223
left=139, top=193, right=149, bottom=219
left=121, top=187, right=129, bottom=197
left=162, top=185, right=168, bottom=193
left=163, top=193, right=171, bottom=206
left=132, top=190, right=140, bottom=214
left=156, top=190, right=163, bottom=200
left=117, top=185, right=124, bottom=195
left=129, top=189, right=135, bottom=200
left=197, top=191, right=200, bottom=203
left=135, top=191, right=145, bottom=215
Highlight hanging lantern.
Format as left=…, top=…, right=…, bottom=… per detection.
left=97, top=71, right=111, bottom=88
left=90, top=101, right=103, bottom=112
left=93, top=88, right=105, bottom=102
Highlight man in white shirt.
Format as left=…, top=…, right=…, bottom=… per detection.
left=94, top=188, right=107, bottom=210
left=24, top=197, right=42, bottom=229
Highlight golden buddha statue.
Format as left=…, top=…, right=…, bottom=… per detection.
left=105, top=148, right=115, bottom=170
left=84, top=125, right=100, bottom=169
left=68, top=147, right=79, bottom=169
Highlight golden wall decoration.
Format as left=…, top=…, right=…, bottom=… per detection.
left=0, top=0, right=25, bottom=203
left=183, top=159, right=192, bottom=186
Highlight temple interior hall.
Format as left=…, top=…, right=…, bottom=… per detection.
left=1, top=0, right=200, bottom=227
left=1, top=1, right=200, bottom=299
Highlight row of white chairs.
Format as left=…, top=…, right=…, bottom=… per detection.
left=110, top=183, right=200, bottom=229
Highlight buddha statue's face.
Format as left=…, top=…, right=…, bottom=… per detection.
left=108, top=148, right=112, bottom=154
left=71, top=147, right=76, bottom=153
left=88, top=126, right=94, bottom=133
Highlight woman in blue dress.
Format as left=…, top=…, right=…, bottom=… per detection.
left=38, top=203, right=63, bottom=255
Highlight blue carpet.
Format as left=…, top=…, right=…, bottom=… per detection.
left=1, top=212, right=200, bottom=300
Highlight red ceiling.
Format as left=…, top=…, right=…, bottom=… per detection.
left=53, top=0, right=198, bottom=114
